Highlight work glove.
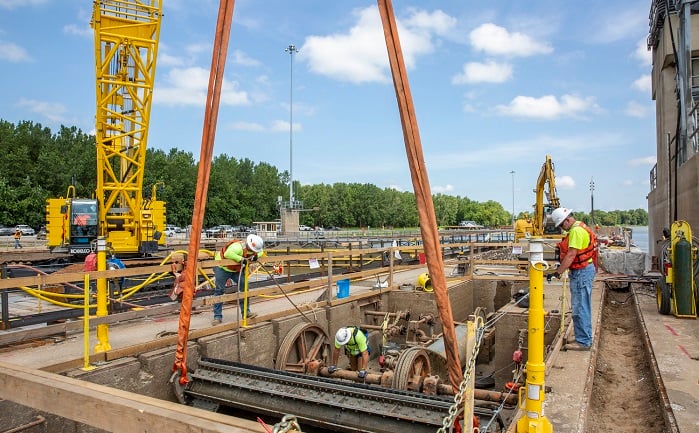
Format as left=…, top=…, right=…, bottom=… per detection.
left=357, top=370, right=367, bottom=379
left=250, top=255, right=258, bottom=262
left=546, top=272, right=561, bottom=282
left=327, top=365, right=338, bottom=374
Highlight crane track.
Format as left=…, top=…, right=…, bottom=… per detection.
left=184, top=358, right=505, bottom=433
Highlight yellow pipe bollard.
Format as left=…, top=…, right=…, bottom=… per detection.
left=94, top=238, right=111, bottom=352
left=241, top=263, right=250, bottom=327
left=517, top=237, right=553, bottom=433
left=81, top=274, right=95, bottom=371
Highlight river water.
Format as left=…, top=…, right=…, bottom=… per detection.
left=630, top=226, right=648, bottom=253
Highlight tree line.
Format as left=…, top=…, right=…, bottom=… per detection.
left=0, top=119, right=647, bottom=230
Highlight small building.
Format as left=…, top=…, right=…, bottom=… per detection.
left=253, top=221, right=281, bottom=239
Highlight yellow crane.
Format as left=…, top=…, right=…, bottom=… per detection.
left=46, top=0, right=166, bottom=256
left=515, top=155, right=562, bottom=241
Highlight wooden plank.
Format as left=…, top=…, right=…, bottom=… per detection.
left=0, top=361, right=260, bottom=432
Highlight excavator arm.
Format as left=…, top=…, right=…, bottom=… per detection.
left=515, top=155, right=561, bottom=241
left=532, top=154, right=560, bottom=236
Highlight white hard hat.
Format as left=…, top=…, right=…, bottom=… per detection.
left=246, top=234, right=264, bottom=253
left=335, top=327, right=351, bottom=345
left=551, top=207, right=573, bottom=228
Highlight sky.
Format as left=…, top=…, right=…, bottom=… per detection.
left=0, top=0, right=656, bottom=215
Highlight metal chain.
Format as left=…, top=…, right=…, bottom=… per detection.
left=272, top=414, right=304, bottom=433
left=437, top=316, right=486, bottom=433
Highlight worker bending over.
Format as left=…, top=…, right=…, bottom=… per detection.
left=211, top=234, right=264, bottom=325
left=328, top=326, right=370, bottom=379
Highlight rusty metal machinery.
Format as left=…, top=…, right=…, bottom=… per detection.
left=176, top=310, right=516, bottom=431
left=182, top=358, right=507, bottom=433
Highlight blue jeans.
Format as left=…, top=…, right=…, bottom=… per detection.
left=212, top=266, right=250, bottom=320
left=569, top=264, right=595, bottom=347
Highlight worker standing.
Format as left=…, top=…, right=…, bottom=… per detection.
left=211, top=234, right=264, bottom=325
left=13, top=229, right=23, bottom=249
left=328, top=326, right=370, bottom=379
left=547, top=208, right=597, bottom=351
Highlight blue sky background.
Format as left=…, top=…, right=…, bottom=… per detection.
left=0, top=0, right=655, bottom=215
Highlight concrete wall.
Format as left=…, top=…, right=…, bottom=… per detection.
left=649, top=12, right=699, bottom=260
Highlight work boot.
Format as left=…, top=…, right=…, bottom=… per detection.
left=211, top=318, right=222, bottom=326
left=563, top=342, right=590, bottom=351
left=246, top=311, right=258, bottom=319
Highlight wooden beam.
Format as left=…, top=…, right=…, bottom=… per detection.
left=0, top=361, right=260, bottom=433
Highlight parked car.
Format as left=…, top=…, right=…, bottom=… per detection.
left=299, top=225, right=313, bottom=231
left=205, top=225, right=233, bottom=238
left=326, top=226, right=341, bottom=231
left=0, top=225, right=13, bottom=236
left=15, top=224, right=35, bottom=236
left=163, top=226, right=177, bottom=237
left=36, top=226, right=47, bottom=240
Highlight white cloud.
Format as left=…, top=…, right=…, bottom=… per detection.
left=469, top=23, right=552, bottom=57
left=403, top=8, right=456, bottom=37
left=496, top=94, right=599, bottom=119
left=0, top=0, right=48, bottom=9
left=452, top=61, right=512, bottom=84
left=592, top=9, right=646, bottom=44
left=634, top=38, right=652, bottom=66
left=629, top=156, right=656, bottom=166
left=300, top=6, right=454, bottom=84
left=17, top=98, right=67, bottom=122
left=625, top=101, right=648, bottom=118
left=158, top=53, right=185, bottom=67
left=186, top=43, right=210, bottom=56
left=556, top=175, right=576, bottom=189
left=233, top=50, right=261, bottom=67
left=271, top=120, right=301, bottom=133
left=0, top=40, right=31, bottom=62
left=228, top=121, right=264, bottom=132
left=63, top=24, right=91, bottom=37
left=432, top=184, right=455, bottom=194
left=154, top=67, right=249, bottom=106
left=633, top=74, right=652, bottom=93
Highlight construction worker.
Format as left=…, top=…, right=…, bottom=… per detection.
left=13, top=228, right=23, bottom=249
left=547, top=208, right=597, bottom=351
left=211, top=234, right=264, bottom=325
left=328, top=326, right=370, bottom=379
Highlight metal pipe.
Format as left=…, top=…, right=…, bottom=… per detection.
left=2, top=415, right=46, bottom=433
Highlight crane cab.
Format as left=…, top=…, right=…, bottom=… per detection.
left=45, top=197, right=99, bottom=256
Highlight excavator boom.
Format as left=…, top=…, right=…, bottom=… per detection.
left=515, top=154, right=562, bottom=241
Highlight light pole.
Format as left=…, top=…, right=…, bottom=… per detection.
left=285, top=44, right=298, bottom=208
left=510, top=170, right=516, bottom=228
left=590, top=178, right=595, bottom=225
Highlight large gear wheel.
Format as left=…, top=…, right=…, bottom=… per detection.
left=275, top=322, right=330, bottom=373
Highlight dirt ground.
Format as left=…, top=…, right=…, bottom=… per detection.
left=587, top=287, right=668, bottom=433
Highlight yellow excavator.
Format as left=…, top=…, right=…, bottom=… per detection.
left=515, top=155, right=562, bottom=242
left=46, top=1, right=166, bottom=257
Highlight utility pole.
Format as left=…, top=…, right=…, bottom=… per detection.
left=285, top=44, right=299, bottom=208
left=510, top=170, right=516, bottom=228
left=590, top=178, right=595, bottom=225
